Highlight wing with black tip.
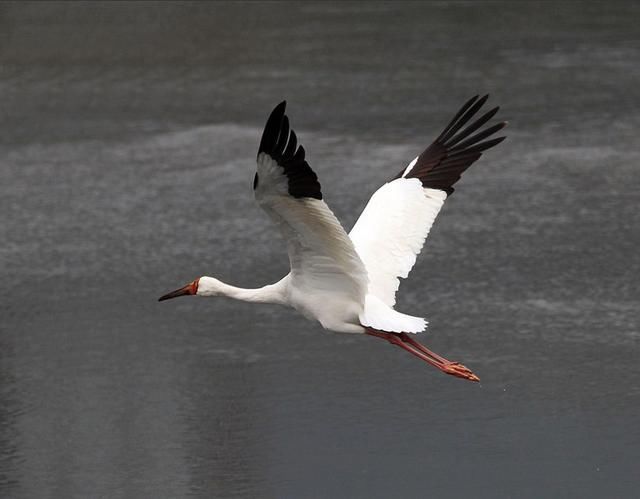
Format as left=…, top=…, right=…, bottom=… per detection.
left=254, top=101, right=368, bottom=304
left=350, top=95, right=507, bottom=307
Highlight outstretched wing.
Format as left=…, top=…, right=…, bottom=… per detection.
left=350, top=95, right=507, bottom=307
left=254, top=101, right=368, bottom=303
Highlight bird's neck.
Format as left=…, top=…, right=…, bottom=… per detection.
left=200, top=277, right=286, bottom=305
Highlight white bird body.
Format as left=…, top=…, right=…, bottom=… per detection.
left=160, top=97, right=507, bottom=381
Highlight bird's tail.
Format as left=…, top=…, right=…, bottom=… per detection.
left=359, top=294, right=426, bottom=334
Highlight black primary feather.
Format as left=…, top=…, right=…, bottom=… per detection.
left=396, top=95, right=507, bottom=195
left=257, top=101, right=322, bottom=200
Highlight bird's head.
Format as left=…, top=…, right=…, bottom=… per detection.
left=158, top=276, right=227, bottom=301
left=158, top=277, right=199, bottom=301
left=159, top=276, right=226, bottom=301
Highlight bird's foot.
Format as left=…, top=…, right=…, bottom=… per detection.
left=441, top=362, right=480, bottom=382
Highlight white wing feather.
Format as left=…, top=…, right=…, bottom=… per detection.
left=350, top=176, right=447, bottom=308
left=351, top=96, right=506, bottom=332
left=256, top=153, right=368, bottom=307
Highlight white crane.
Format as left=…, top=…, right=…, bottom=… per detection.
left=159, top=96, right=506, bottom=382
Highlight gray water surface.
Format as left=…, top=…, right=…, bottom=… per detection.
left=1, top=2, right=639, bottom=498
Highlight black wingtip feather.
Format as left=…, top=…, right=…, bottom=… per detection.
left=284, top=130, right=297, bottom=157
left=440, top=94, right=490, bottom=144
left=274, top=115, right=290, bottom=152
left=257, top=101, right=286, bottom=158
left=437, top=94, right=479, bottom=141
left=449, top=121, right=507, bottom=152
left=446, top=106, right=500, bottom=148
left=401, top=95, right=507, bottom=195
left=256, top=102, right=322, bottom=200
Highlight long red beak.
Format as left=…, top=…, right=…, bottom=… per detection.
left=158, top=279, right=199, bottom=301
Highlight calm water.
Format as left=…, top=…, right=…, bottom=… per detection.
left=1, top=2, right=639, bottom=498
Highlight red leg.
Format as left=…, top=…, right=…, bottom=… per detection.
left=365, top=328, right=480, bottom=382
left=365, top=328, right=448, bottom=371
left=398, top=332, right=453, bottom=364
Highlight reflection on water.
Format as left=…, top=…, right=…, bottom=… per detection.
left=1, top=2, right=639, bottom=498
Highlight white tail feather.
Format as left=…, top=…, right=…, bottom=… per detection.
left=359, top=294, right=427, bottom=333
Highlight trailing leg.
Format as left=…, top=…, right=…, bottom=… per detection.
left=365, top=328, right=479, bottom=382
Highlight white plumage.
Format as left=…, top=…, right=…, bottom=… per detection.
left=351, top=178, right=447, bottom=310
left=160, top=97, right=507, bottom=381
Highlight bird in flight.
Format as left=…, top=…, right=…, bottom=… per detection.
left=159, top=96, right=506, bottom=382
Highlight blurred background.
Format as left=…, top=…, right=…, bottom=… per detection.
left=1, top=2, right=639, bottom=498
